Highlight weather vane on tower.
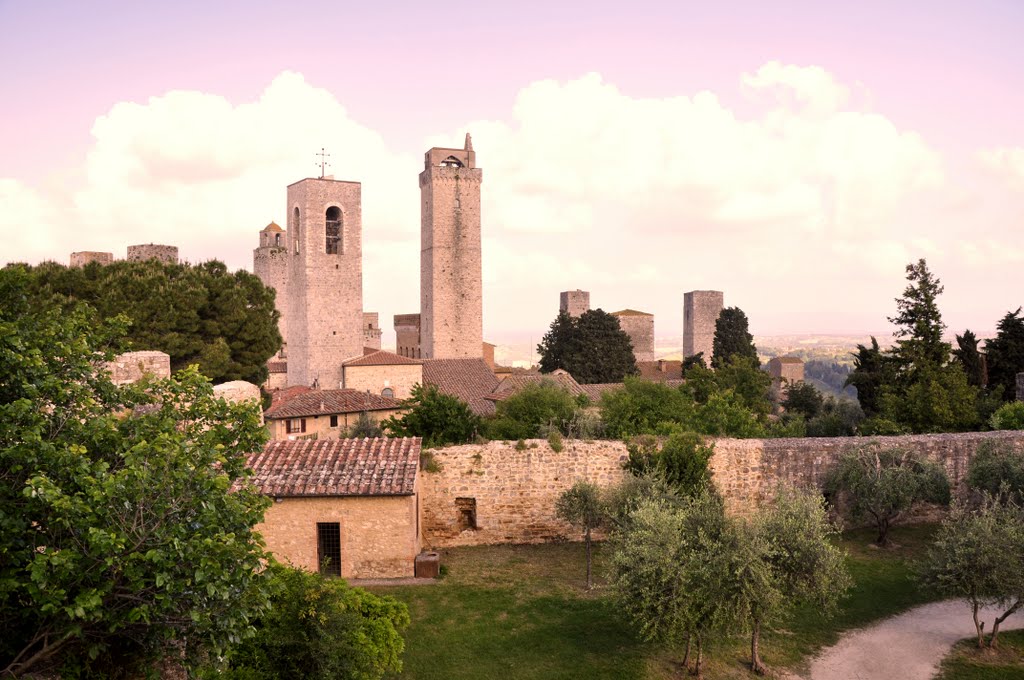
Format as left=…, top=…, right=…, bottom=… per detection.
left=315, top=148, right=331, bottom=179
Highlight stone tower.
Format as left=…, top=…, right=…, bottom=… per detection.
left=285, top=178, right=364, bottom=388
left=684, top=290, right=724, bottom=365
left=559, top=290, right=590, bottom=318
left=127, top=244, right=178, bottom=264
left=611, top=309, right=655, bottom=362
left=253, top=221, right=289, bottom=357
left=419, top=133, right=483, bottom=359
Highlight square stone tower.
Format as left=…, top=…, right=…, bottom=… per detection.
left=420, top=133, right=483, bottom=359
left=253, top=221, right=289, bottom=357
left=684, top=290, right=724, bottom=364
left=285, top=178, right=364, bottom=388
left=394, top=313, right=422, bottom=358
left=559, top=290, right=590, bottom=318
left=612, top=309, right=655, bottom=362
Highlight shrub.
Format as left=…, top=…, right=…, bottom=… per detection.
left=991, top=402, right=1024, bottom=431
left=555, top=481, right=604, bottom=588
left=548, top=430, right=564, bottom=452
left=858, top=417, right=908, bottom=436
left=967, top=441, right=1024, bottom=501
left=487, top=380, right=579, bottom=439
left=601, top=378, right=691, bottom=438
left=384, top=384, right=481, bottom=448
left=347, top=411, right=383, bottom=438
left=623, top=431, right=713, bottom=497
left=419, top=451, right=442, bottom=473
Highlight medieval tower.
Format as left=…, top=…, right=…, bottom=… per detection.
left=684, top=290, right=724, bottom=364
left=559, top=290, right=590, bottom=318
left=253, top=221, right=289, bottom=357
left=419, top=134, right=483, bottom=359
left=285, top=178, right=364, bottom=388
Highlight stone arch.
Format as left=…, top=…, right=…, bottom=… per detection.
left=440, top=155, right=464, bottom=168
left=325, top=205, right=342, bottom=255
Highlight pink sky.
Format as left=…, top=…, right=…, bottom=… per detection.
left=2, top=0, right=1022, bottom=347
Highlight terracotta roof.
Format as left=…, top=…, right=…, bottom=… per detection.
left=262, top=221, right=284, bottom=232
left=611, top=309, right=654, bottom=317
left=264, top=389, right=402, bottom=419
left=244, top=437, right=420, bottom=497
left=270, top=385, right=312, bottom=408
left=770, top=356, right=804, bottom=364
left=637, top=360, right=683, bottom=382
left=581, top=382, right=624, bottom=401
left=422, top=358, right=499, bottom=416
left=486, top=369, right=586, bottom=402
left=268, top=361, right=287, bottom=374
left=344, top=349, right=422, bottom=367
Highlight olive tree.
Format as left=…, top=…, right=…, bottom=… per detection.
left=555, top=481, right=605, bottom=589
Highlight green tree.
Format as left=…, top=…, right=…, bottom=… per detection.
left=953, top=330, right=987, bottom=388
left=623, top=432, right=714, bottom=497
left=990, top=402, right=1024, bottom=431
left=224, top=563, right=409, bottom=679
left=879, top=363, right=981, bottom=433
left=537, top=311, right=578, bottom=374
left=347, top=411, right=384, bottom=438
left=600, top=378, right=691, bottom=438
left=967, top=440, right=1024, bottom=502
left=537, top=309, right=637, bottom=384
left=888, top=258, right=949, bottom=371
left=919, top=496, right=1024, bottom=648
left=782, top=381, right=825, bottom=420
left=383, top=383, right=481, bottom=448
left=555, top=481, right=605, bottom=589
left=0, top=266, right=272, bottom=677
left=712, top=307, right=758, bottom=369
left=823, top=446, right=951, bottom=545
left=485, top=380, right=579, bottom=440
left=985, top=308, right=1024, bottom=402
left=845, top=337, right=894, bottom=417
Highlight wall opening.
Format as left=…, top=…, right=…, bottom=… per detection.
left=455, top=497, right=477, bottom=532
left=293, top=207, right=300, bottom=254
left=441, top=155, right=464, bottom=168
left=316, top=522, right=341, bottom=577
left=382, top=387, right=394, bottom=399
left=325, top=206, right=342, bottom=255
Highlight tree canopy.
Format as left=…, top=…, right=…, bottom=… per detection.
left=383, top=383, right=481, bottom=448
left=712, top=307, right=758, bottom=369
left=985, top=308, right=1024, bottom=402
left=537, top=309, right=637, bottom=384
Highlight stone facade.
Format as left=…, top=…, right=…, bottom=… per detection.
left=285, top=178, right=364, bottom=389
left=420, top=135, right=483, bottom=360
left=767, top=357, right=804, bottom=383
left=684, top=290, right=724, bottom=363
left=559, top=290, right=590, bottom=318
left=104, top=350, right=171, bottom=385
left=253, top=222, right=289, bottom=357
left=257, top=493, right=421, bottom=578
left=69, top=251, right=113, bottom=267
left=342, top=362, right=422, bottom=400
left=420, top=431, right=1024, bottom=547
left=394, top=313, right=421, bottom=358
left=265, top=408, right=401, bottom=441
left=611, top=309, right=655, bottom=362
left=363, top=312, right=382, bottom=350
left=127, top=244, right=179, bottom=264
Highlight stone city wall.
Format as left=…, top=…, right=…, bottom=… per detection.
left=104, top=350, right=171, bottom=385
left=70, top=251, right=114, bottom=267
left=420, top=431, right=1024, bottom=548
left=127, top=244, right=179, bottom=264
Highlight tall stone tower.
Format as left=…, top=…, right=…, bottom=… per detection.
left=559, top=290, right=590, bottom=318
left=684, top=290, right=724, bottom=365
left=285, top=178, right=364, bottom=388
left=420, top=133, right=483, bottom=359
left=612, top=309, right=655, bottom=362
left=253, top=221, right=289, bottom=357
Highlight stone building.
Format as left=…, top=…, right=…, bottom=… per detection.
left=341, top=350, right=422, bottom=400
left=127, top=244, right=179, bottom=264
left=394, top=313, right=422, bottom=358
left=70, top=251, right=113, bottom=267
left=559, top=290, right=590, bottom=318
left=253, top=221, right=289, bottom=357
left=247, top=437, right=422, bottom=578
left=684, top=290, right=724, bottom=364
left=420, top=134, right=483, bottom=360
left=263, top=389, right=403, bottom=441
left=611, top=309, right=655, bottom=362
left=362, top=312, right=382, bottom=350
left=285, top=177, right=364, bottom=389
left=104, top=350, right=171, bottom=385
left=767, top=356, right=805, bottom=384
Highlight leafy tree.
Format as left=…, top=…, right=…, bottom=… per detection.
left=712, top=307, right=758, bottom=369
left=823, top=446, right=951, bottom=545
left=223, top=563, right=409, bottom=679
left=555, top=481, right=605, bottom=589
left=383, top=384, right=480, bottom=448
left=919, top=496, right=1024, bottom=648
left=600, top=378, right=691, bottom=438
left=990, top=402, right=1024, bottom=431
left=805, top=398, right=863, bottom=437
left=985, top=308, right=1024, bottom=402
left=879, top=363, right=981, bottom=433
left=347, top=411, right=384, bottom=438
left=706, top=356, right=773, bottom=417
left=0, top=266, right=272, bottom=677
left=888, top=258, right=949, bottom=371
left=15, top=259, right=282, bottom=384
left=537, top=309, right=637, bottom=384
left=682, top=352, right=707, bottom=370
left=623, top=432, right=714, bottom=497
left=967, top=441, right=1024, bottom=502
left=845, top=337, right=894, bottom=417
left=953, top=330, right=987, bottom=388
left=485, top=380, right=579, bottom=440
left=782, top=382, right=825, bottom=420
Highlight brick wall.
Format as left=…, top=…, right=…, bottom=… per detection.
left=342, top=363, right=422, bottom=400
left=420, top=431, right=1024, bottom=548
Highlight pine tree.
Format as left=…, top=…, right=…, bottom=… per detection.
left=888, top=259, right=949, bottom=372
left=536, top=309, right=637, bottom=384
left=985, top=308, right=1024, bottom=402
left=953, top=330, right=987, bottom=388
left=712, top=307, right=758, bottom=369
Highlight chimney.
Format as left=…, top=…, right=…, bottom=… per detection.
left=658, top=360, right=667, bottom=373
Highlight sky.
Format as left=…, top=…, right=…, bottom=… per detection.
left=2, top=0, right=1022, bottom=349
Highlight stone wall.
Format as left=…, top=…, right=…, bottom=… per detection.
left=683, top=290, right=724, bottom=362
left=253, top=236, right=289, bottom=356
left=342, top=363, right=422, bottom=400
left=104, top=350, right=171, bottom=385
left=559, top=290, right=590, bottom=318
left=612, top=311, right=655, bottom=362
left=363, top=312, right=382, bottom=350
left=420, top=431, right=1024, bottom=548
left=127, top=244, right=179, bottom=264
left=70, top=251, right=113, bottom=267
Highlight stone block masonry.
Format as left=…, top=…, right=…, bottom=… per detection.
left=104, top=350, right=171, bottom=385
left=560, top=290, right=590, bottom=318
left=612, top=310, right=655, bottom=362
left=684, top=290, right=723, bottom=363
left=70, top=251, right=114, bottom=267
left=420, top=431, right=1024, bottom=548
left=127, top=244, right=179, bottom=264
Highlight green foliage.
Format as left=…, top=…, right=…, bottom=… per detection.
left=555, top=481, right=604, bottom=587
left=711, top=307, right=758, bottom=369
left=347, top=411, right=384, bottom=438
left=805, top=398, right=863, bottom=437
left=857, top=416, right=909, bottom=436
left=990, top=401, right=1024, bottom=431
left=537, top=309, right=638, bottom=384
left=0, top=266, right=272, bottom=677
left=419, top=451, right=442, bottom=473
left=224, top=563, right=409, bottom=679
left=985, top=308, right=1024, bottom=402
left=823, top=446, right=951, bottom=545
left=919, top=497, right=1024, bottom=648
left=845, top=337, right=895, bottom=417
left=782, top=381, right=825, bottom=419
left=600, top=378, right=691, bottom=438
left=967, top=441, right=1024, bottom=501
left=953, top=330, right=987, bottom=388
left=547, top=429, right=564, bottom=452
left=484, top=380, right=578, bottom=440
left=623, top=432, right=713, bottom=497
left=888, top=258, right=949, bottom=369
left=879, top=364, right=981, bottom=433
left=13, top=258, right=282, bottom=385
left=384, top=384, right=481, bottom=448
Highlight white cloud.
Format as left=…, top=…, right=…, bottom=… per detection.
left=977, top=146, right=1024, bottom=187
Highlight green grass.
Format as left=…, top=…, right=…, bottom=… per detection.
left=935, top=629, right=1024, bottom=680
left=371, top=524, right=940, bottom=680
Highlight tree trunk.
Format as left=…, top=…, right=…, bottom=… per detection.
left=681, top=633, right=691, bottom=667
left=691, top=633, right=703, bottom=678
left=585, top=526, right=592, bottom=589
left=751, top=619, right=766, bottom=674
left=972, top=599, right=986, bottom=649
left=988, top=598, right=1022, bottom=648
left=876, top=516, right=889, bottom=546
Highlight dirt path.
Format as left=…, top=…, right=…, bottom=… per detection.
left=805, top=599, right=1024, bottom=680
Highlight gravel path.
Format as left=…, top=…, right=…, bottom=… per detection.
left=805, top=599, right=1024, bottom=680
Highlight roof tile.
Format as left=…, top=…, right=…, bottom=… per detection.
left=264, top=388, right=401, bottom=419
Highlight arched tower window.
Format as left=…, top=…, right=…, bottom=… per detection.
left=275, top=233, right=281, bottom=246
left=325, top=206, right=342, bottom=255
left=381, top=387, right=394, bottom=399
left=441, top=155, right=464, bottom=168
left=293, top=207, right=300, bottom=254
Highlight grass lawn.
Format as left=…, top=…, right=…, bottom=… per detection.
left=935, top=629, right=1024, bottom=680
left=372, top=523, right=939, bottom=680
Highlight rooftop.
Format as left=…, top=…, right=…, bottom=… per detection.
left=264, top=389, right=401, bottom=419
left=262, top=221, right=283, bottom=232
left=611, top=309, right=654, bottom=317
left=422, top=358, right=499, bottom=416
left=344, top=349, right=422, bottom=367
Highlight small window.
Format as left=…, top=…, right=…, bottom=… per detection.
left=325, top=206, right=342, bottom=255
left=293, top=207, right=301, bottom=254
left=441, top=155, right=464, bottom=168
left=317, top=522, right=341, bottom=577
left=329, top=415, right=338, bottom=428
left=275, top=233, right=281, bottom=246
left=286, top=418, right=306, bottom=434
left=381, top=387, right=394, bottom=399
left=455, top=497, right=478, bottom=532
left=454, top=197, right=461, bottom=210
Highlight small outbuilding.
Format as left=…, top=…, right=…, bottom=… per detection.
left=263, top=388, right=404, bottom=441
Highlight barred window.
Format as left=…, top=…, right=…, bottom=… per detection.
left=317, top=522, right=341, bottom=577
left=325, top=206, right=342, bottom=254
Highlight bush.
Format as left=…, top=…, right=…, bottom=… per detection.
left=547, top=429, right=564, bottom=452
left=858, top=417, right=908, bottom=436
left=223, top=564, right=409, bottom=680
left=623, top=431, right=713, bottom=497
left=990, top=402, right=1024, bottom=430
left=347, top=411, right=383, bottom=438
left=384, top=384, right=481, bottom=448
left=601, top=378, right=691, bottom=438
left=484, top=380, right=579, bottom=440
left=967, top=441, right=1024, bottom=501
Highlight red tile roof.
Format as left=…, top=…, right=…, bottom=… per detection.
left=581, top=382, right=624, bottom=401
left=268, top=361, right=287, bottom=374
left=270, top=385, right=312, bottom=408
left=344, top=349, right=422, bottom=367
left=244, top=437, right=420, bottom=497
left=637, top=360, right=683, bottom=381
left=611, top=309, right=654, bottom=317
left=422, top=358, right=499, bottom=416
left=485, top=369, right=587, bottom=402
left=264, top=389, right=402, bottom=419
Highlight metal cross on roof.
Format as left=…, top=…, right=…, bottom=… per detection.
left=316, top=148, right=331, bottom=178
